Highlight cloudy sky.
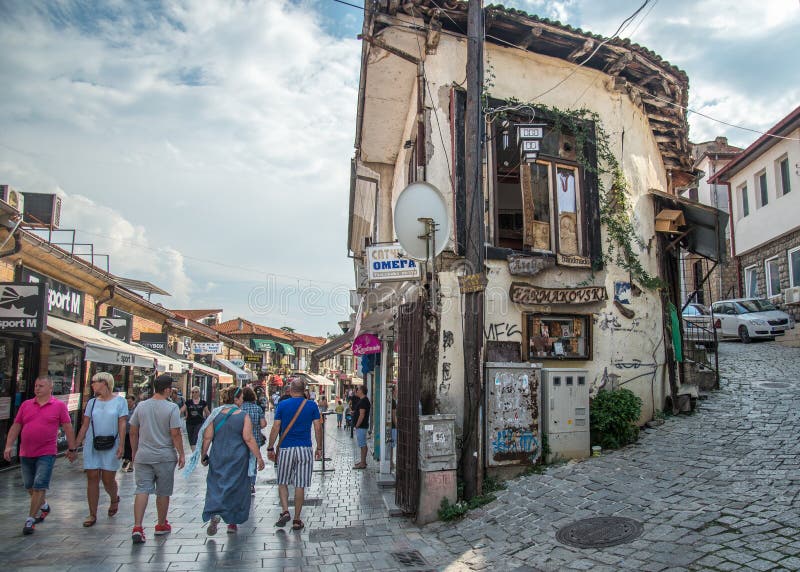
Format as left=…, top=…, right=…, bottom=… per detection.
left=0, top=0, right=797, bottom=336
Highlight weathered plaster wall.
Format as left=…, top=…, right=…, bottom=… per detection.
left=421, top=35, right=673, bottom=426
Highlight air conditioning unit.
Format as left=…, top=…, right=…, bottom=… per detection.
left=0, top=185, right=25, bottom=213
left=21, top=192, right=62, bottom=228
left=784, top=286, right=800, bottom=305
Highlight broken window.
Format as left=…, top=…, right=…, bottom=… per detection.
left=492, top=115, right=597, bottom=264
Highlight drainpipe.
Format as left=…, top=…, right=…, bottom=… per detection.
left=0, top=219, right=23, bottom=254
left=721, top=180, right=741, bottom=296
left=93, top=285, right=115, bottom=328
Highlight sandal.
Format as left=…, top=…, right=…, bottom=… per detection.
left=108, top=496, right=120, bottom=517
left=275, top=511, right=291, bottom=527
left=83, top=515, right=97, bottom=527
left=353, top=463, right=366, bottom=469
left=292, top=519, right=304, bottom=531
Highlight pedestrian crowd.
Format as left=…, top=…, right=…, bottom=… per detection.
left=2, top=373, right=366, bottom=542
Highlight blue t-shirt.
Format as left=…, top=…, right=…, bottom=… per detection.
left=274, top=397, right=320, bottom=448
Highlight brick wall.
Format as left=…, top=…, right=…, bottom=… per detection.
left=738, top=227, right=800, bottom=297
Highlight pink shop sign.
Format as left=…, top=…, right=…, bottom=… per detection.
left=352, top=333, right=381, bottom=356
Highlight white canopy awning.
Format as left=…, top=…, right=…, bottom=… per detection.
left=182, top=360, right=234, bottom=385
left=47, top=316, right=156, bottom=369
left=215, top=358, right=253, bottom=382
left=302, top=372, right=334, bottom=387
left=131, top=343, right=186, bottom=375
left=351, top=376, right=364, bottom=385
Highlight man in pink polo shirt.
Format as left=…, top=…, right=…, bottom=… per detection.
left=4, top=377, right=77, bottom=536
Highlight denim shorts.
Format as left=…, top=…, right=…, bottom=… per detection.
left=20, top=455, right=56, bottom=490
left=356, top=428, right=368, bottom=448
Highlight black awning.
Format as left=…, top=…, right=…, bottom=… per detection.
left=650, top=190, right=729, bottom=262
left=310, top=330, right=354, bottom=371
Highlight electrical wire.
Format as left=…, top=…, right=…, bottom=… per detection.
left=330, top=0, right=364, bottom=10
left=32, top=227, right=353, bottom=288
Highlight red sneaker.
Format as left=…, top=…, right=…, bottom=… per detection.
left=154, top=521, right=172, bottom=535
left=227, top=524, right=238, bottom=534
left=131, top=526, right=146, bottom=544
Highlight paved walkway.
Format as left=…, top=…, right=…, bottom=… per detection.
left=1, top=340, right=799, bottom=571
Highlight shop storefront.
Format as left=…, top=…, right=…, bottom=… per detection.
left=182, top=360, right=233, bottom=408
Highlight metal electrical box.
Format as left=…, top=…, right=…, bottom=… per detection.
left=484, top=362, right=542, bottom=467
left=418, top=414, right=456, bottom=471
left=541, top=368, right=590, bottom=461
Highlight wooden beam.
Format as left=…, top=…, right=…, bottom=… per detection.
left=605, top=51, right=633, bottom=76
left=568, top=38, right=595, bottom=62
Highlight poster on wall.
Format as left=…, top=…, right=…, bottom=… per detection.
left=484, top=363, right=541, bottom=468
left=0, top=282, right=47, bottom=332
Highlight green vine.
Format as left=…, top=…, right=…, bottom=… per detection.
left=483, top=96, right=665, bottom=290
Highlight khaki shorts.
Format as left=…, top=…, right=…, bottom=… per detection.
left=134, top=461, right=177, bottom=496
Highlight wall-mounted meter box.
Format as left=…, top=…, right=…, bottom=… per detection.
left=541, top=368, right=590, bottom=461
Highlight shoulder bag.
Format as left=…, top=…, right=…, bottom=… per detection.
left=274, top=399, right=307, bottom=461
left=89, top=398, right=118, bottom=451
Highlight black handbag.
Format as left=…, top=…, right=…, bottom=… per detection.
left=89, top=398, right=118, bottom=451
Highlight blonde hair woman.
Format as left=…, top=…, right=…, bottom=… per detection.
left=75, top=372, right=128, bottom=527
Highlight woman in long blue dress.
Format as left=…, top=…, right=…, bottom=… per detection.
left=200, top=386, right=265, bottom=534
left=75, top=372, right=128, bottom=527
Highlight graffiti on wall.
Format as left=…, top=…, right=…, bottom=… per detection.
left=491, top=428, right=539, bottom=456
left=485, top=367, right=541, bottom=466
left=596, top=312, right=642, bottom=333
left=439, top=330, right=454, bottom=396
left=484, top=322, right=521, bottom=341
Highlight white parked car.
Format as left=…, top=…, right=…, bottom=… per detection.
left=682, top=303, right=717, bottom=350
left=710, top=298, right=796, bottom=343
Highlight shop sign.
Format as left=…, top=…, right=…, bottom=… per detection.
left=193, top=342, right=222, bottom=354
left=244, top=354, right=262, bottom=364
left=557, top=253, right=592, bottom=268
left=509, top=283, right=608, bottom=306
left=366, top=244, right=421, bottom=283
left=138, top=332, right=168, bottom=354
left=21, top=268, right=85, bottom=322
left=54, top=392, right=82, bottom=412
left=230, top=359, right=245, bottom=368
left=458, top=273, right=488, bottom=293
left=352, top=333, right=381, bottom=356
left=98, top=317, right=131, bottom=342
left=0, top=396, right=11, bottom=420
left=508, top=255, right=555, bottom=276
left=0, top=282, right=47, bottom=332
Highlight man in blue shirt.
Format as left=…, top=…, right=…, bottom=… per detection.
left=266, top=378, right=322, bottom=531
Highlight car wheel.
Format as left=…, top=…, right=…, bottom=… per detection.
left=738, top=325, right=751, bottom=344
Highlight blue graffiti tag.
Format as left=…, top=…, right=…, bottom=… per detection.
left=492, top=428, right=539, bottom=455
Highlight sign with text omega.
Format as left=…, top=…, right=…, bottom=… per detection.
left=0, top=282, right=47, bottom=332
left=21, top=268, right=85, bottom=322
left=366, top=244, right=421, bottom=283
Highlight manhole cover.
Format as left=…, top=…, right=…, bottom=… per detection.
left=761, top=382, right=791, bottom=389
left=556, top=516, right=643, bottom=548
left=264, top=479, right=277, bottom=484
left=391, top=550, right=430, bottom=568
left=303, top=498, right=322, bottom=506
left=308, top=525, right=366, bottom=542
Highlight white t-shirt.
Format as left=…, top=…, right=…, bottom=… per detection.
left=557, top=171, right=577, bottom=213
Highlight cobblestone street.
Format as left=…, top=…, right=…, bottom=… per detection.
left=1, top=340, right=799, bottom=571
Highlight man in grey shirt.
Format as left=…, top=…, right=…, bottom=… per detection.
left=129, top=374, right=185, bottom=544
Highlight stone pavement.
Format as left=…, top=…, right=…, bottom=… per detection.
left=1, top=340, right=799, bottom=571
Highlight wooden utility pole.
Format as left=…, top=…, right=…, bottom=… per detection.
left=461, top=0, right=484, bottom=501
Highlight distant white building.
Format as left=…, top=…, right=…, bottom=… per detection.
left=709, top=105, right=800, bottom=335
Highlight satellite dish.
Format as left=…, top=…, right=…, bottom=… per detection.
left=393, top=182, right=451, bottom=261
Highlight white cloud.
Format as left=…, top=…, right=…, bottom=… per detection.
left=0, top=0, right=360, bottom=335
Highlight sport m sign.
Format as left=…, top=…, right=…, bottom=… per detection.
left=0, top=282, right=47, bottom=332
